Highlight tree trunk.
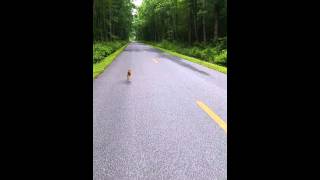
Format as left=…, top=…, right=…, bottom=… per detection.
left=193, top=0, right=198, bottom=42
left=154, top=15, right=157, bottom=41
left=202, top=16, right=206, bottom=43
left=172, top=12, right=175, bottom=41
left=188, top=24, right=191, bottom=44
left=202, top=0, right=206, bottom=43
left=105, top=1, right=109, bottom=41
left=109, top=3, right=112, bottom=40
left=175, top=0, right=178, bottom=41
left=188, top=0, right=192, bottom=44
left=213, top=4, right=219, bottom=42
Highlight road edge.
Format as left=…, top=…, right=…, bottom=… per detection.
left=143, top=42, right=227, bottom=74
left=93, top=43, right=129, bottom=79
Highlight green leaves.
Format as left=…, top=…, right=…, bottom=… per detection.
left=135, top=0, right=227, bottom=44
left=93, top=41, right=127, bottom=64
left=94, top=0, right=133, bottom=41
left=150, top=43, right=227, bottom=74
left=152, top=40, right=227, bottom=66
left=214, top=49, right=227, bottom=66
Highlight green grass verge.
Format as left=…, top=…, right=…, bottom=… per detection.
left=148, top=44, right=227, bottom=74
left=93, top=43, right=128, bottom=79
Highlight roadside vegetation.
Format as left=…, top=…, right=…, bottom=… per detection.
left=146, top=37, right=226, bottom=69
left=134, top=0, right=227, bottom=71
left=93, top=0, right=133, bottom=78
left=93, top=43, right=128, bottom=78
left=93, top=41, right=127, bottom=64
left=148, top=41, right=227, bottom=73
left=93, top=0, right=227, bottom=76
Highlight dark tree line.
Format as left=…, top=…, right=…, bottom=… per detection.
left=93, top=0, right=134, bottom=42
left=134, top=0, right=227, bottom=44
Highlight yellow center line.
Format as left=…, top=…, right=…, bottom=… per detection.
left=196, top=101, right=227, bottom=133
left=152, top=58, right=159, bottom=63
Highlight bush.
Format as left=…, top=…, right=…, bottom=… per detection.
left=214, top=49, right=227, bottom=66
left=215, top=37, right=227, bottom=51
left=202, top=48, right=217, bottom=63
left=153, top=38, right=227, bottom=67
left=93, top=41, right=127, bottom=64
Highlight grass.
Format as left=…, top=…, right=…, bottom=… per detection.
left=148, top=44, right=227, bottom=74
left=93, top=43, right=128, bottom=79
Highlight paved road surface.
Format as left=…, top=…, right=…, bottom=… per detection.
left=93, top=42, right=227, bottom=180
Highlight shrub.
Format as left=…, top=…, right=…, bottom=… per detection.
left=214, top=49, right=227, bottom=66
left=152, top=38, right=227, bottom=67
left=215, top=37, right=227, bottom=51
left=93, top=41, right=127, bottom=64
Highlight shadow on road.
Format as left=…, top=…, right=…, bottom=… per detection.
left=126, top=43, right=210, bottom=76
left=120, top=80, right=132, bottom=85
left=157, top=53, right=210, bottom=76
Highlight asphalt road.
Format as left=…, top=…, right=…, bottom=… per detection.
left=93, top=42, right=227, bottom=180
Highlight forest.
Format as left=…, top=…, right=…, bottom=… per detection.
left=93, top=0, right=133, bottom=64
left=93, top=0, right=227, bottom=67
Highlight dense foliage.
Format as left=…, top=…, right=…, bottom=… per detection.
left=149, top=37, right=226, bottom=66
left=93, top=0, right=227, bottom=67
left=134, top=0, right=227, bottom=67
left=93, top=0, right=134, bottom=64
left=134, top=0, right=226, bottom=44
left=93, top=0, right=134, bottom=41
left=93, top=41, right=127, bottom=63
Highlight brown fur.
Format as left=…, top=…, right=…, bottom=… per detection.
left=127, top=69, right=132, bottom=81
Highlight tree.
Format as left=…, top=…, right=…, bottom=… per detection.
left=135, top=0, right=227, bottom=45
left=93, top=0, right=133, bottom=42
